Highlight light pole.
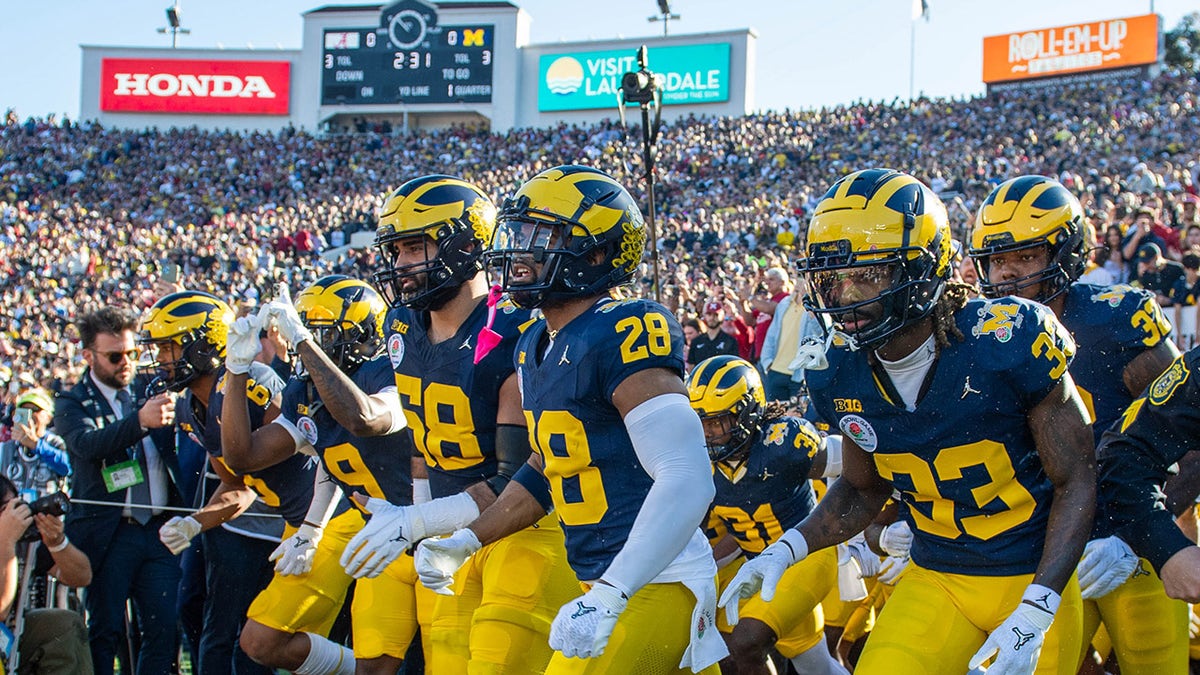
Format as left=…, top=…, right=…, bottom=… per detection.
left=647, top=0, right=680, bottom=37
left=157, top=1, right=191, bottom=48
left=910, top=0, right=929, bottom=101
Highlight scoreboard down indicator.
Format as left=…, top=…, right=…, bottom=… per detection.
left=321, top=15, right=493, bottom=105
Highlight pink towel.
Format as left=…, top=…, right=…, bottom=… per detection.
left=474, top=285, right=504, bottom=364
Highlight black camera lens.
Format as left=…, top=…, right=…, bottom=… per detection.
left=621, top=70, right=657, bottom=104
left=17, top=492, right=71, bottom=543
left=28, top=492, right=70, bottom=518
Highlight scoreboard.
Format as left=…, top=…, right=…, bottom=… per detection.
left=320, top=1, right=493, bottom=105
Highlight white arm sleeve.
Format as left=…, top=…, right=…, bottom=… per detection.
left=304, top=463, right=344, bottom=528
left=412, top=478, right=432, bottom=505
left=822, top=435, right=843, bottom=478
left=600, top=393, right=715, bottom=597
left=410, top=492, right=480, bottom=538
left=370, top=387, right=408, bottom=435
left=271, top=416, right=316, bottom=457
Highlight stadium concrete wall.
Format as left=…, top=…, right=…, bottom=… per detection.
left=77, top=2, right=754, bottom=134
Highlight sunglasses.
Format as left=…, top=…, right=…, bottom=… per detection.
left=91, top=349, right=138, bottom=365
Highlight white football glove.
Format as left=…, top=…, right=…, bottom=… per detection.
left=877, top=555, right=910, bottom=585
left=1077, top=536, right=1138, bottom=600
left=968, top=585, right=1058, bottom=675
left=1189, top=604, right=1200, bottom=640
left=225, top=315, right=263, bottom=375
left=836, top=542, right=867, bottom=601
left=789, top=335, right=829, bottom=372
left=844, top=536, right=882, bottom=579
left=270, top=523, right=321, bottom=576
left=718, top=530, right=807, bottom=625
left=415, top=529, right=483, bottom=594
left=340, top=497, right=427, bottom=579
left=878, top=520, right=914, bottom=558
left=158, top=516, right=201, bottom=555
left=264, top=284, right=312, bottom=351
left=549, top=583, right=628, bottom=659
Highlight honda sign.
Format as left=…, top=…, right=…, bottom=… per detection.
left=100, top=58, right=291, bottom=115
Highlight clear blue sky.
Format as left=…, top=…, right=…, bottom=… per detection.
left=0, top=0, right=1191, bottom=119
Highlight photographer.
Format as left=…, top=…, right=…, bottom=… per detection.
left=9, top=390, right=70, bottom=480
left=0, top=476, right=92, bottom=673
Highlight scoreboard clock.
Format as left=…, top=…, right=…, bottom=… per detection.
left=321, top=0, right=494, bottom=105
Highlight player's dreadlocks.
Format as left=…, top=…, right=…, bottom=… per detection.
left=760, top=400, right=791, bottom=425
left=931, top=281, right=975, bottom=352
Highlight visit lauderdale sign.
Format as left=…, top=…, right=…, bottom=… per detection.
left=538, top=43, right=730, bottom=112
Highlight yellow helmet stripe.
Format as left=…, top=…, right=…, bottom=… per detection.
left=380, top=188, right=466, bottom=235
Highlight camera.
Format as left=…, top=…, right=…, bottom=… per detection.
left=29, top=492, right=70, bottom=518
left=621, top=45, right=659, bottom=105
left=18, top=492, right=71, bottom=543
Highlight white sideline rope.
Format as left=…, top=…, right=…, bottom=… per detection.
left=66, top=498, right=284, bottom=518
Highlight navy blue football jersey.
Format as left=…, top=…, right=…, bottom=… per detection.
left=178, top=362, right=316, bottom=527
left=1060, top=283, right=1172, bottom=446
left=808, top=297, right=1076, bottom=576
left=386, top=296, right=534, bottom=498
left=801, top=399, right=833, bottom=436
left=515, top=297, right=686, bottom=581
left=280, top=355, right=413, bottom=509
left=1097, top=348, right=1200, bottom=570
left=708, top=416, right=821, bottom=556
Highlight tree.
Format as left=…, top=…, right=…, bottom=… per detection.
left=1164, top=12, right=1200, bottom=73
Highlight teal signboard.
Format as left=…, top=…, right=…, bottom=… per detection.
left=538, top=43, right=730, bottom=112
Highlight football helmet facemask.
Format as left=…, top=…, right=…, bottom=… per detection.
left=686, top=355, right=767, bottom=462
left=486, top=165, right=646, bottom=309
left=799, top=168, right=952, bottom=351
left=968, top=175, right=1087, bottom=303
left=294, top=275, right=386, bottom=372
left=374, top=175, right=497, bottom=312
left=139, top=291, right=233, bottom=393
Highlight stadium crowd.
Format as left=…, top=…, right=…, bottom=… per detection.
left=0, top=67, right=1199, bottom=674
left=0, top=71, right=1198, bottom=394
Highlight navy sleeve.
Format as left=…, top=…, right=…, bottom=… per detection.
left=1096, top=350, right=1200, bottom=571
left=1097, top=444, right=1193, bottom=572
left=512, top=461, right=553, bottom=513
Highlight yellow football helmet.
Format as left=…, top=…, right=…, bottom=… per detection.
left=139, top=291, right=233, bottom=392
left=800, top=168, right=952, bottom=350
left=374, top=175, right=497, bottom=311
left=686, top=355, right=767, bottom=461
left=487, top=165, right=646, bottom=308
left=968, top=175, right=1087, bottom=303
left=294, top=275, right=386, bottom=371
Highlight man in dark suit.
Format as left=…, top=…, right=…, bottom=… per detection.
left=56, top=306, right=184, bottom=675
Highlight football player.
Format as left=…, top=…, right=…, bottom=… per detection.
left=223, top=276, right=416, bottom=675
left=687, top=355, right=847, bottom=675
left=311, top=175, right=577, bottom=673
left=1096, top=347, right=1200, bottom=602
left=140, top=291, right=311, bottom=675
left=969, top=175, right=1186, bottom=674
left=719, top=168, right=1096, bottom=675
left=415, top=165, right=728, bottom=674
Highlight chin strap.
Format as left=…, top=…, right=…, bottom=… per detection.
left=827, top=327, right=859, bottom=353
